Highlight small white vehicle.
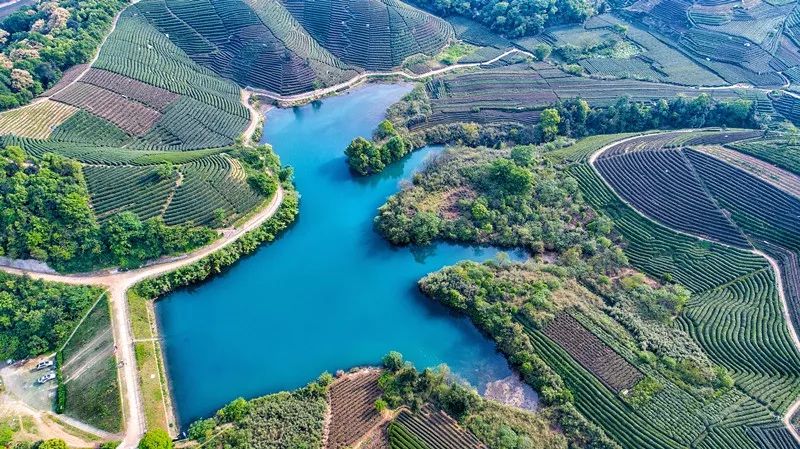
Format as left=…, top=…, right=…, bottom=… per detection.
left=37, top=372, right=56, bottom=384
left=35, top=360, right=54, bottom=370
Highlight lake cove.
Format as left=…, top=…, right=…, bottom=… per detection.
left=155, top=83, right=536, bottom=427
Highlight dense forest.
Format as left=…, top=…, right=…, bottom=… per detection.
left=0, top=0, right=128, bottom=110
left=0, top=146, right=215, bottom=272
left=409, top=0, right=601, bottom=36
left=0, top=272, right=102, bottom=359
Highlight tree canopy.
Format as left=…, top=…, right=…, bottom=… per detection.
left=0, top=146, right=215, bottom=272
left=0, top=0, right=128, bottom=110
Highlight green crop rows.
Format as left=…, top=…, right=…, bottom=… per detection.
left=570, top=163, right=766, bottom=292
left=84, top=165, right=177, bottom=221
left=164, top=155, right=263, bottom=226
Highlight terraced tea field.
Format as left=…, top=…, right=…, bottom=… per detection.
left=283, top=0, right=453, bottom=71
left=327, top=370, right=384, bottom=449
left=402, top=61, right=745, bottom=131
left=391, top=405, right=487, bottom=449
left=550, top=130, right=800, bottom=449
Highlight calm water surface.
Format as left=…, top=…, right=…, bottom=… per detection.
left=156, top=83, right=531, bottom=427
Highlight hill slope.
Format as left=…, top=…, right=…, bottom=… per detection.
left=282, top=0, right=454, bottom=71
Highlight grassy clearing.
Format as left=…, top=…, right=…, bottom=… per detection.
left=128, top=290, right=170, bottom=432
left=134, top=342, right=168, bottom=432
left=0, top=100, right=78, bottom=139
left=60, top=295, right=123, bottom=433
left=436, top=42, right=477, bottom=65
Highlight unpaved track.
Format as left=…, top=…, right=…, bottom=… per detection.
left=0, top=50, right=280, bottom=446
left=248, top=48, right=533, bottom=105
left=0, top=186, right=284, bottom=448
left=588, top=132, right=800, bottom=443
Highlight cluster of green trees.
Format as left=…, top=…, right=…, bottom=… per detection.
left=344, top=120, right=410, bottom=175
left=134, top=190, right=299, bottom=300
left=0, top=147, right=216, bottom=272
left=0, top=272, right=101, bottom=360
left=186, top=376, right=330, bottom=449
left=409, top=0, right=599, bottom=37
left=0, top=0, right=128, bottom=109
left=374, top=146, right=626, bottom=280
left=350, top=92, right=760, bottom=177
left=380, top=352, right=569, bottom=449
left=380, top=143, right=733, bottom=391
left=541, top=95, right=758, bottom=141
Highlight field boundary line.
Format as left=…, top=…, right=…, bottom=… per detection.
left=59, top=291, right=108, bottom=353
left=588, top=130, right=800, bottom=443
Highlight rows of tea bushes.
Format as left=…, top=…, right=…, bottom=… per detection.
left=52, top=82, right=163, bottom=136
left=80, top=68, right=180, bottom=112
left=283, top=0, right=453, bottom=70
left=569, top=163, right=767, bottom=292
left=416, top=61, right=743, bottom=132
left=679, top=268, right=800, bottom=411
left=50, top=110, right=132, bottom=147
left=728, top=138, right=800, bottom=175
left=596, top=149, right=751, bottom=248
left=92, top=6, right=249, bottom=148
left=83, top=165, right=176, bottom=222
left=393, top=406, right=487, bottom=449
left=135, top=0, right=353, bottom=96
left=685, top=149, right=800, bottom=252
left=757, top=241, right=800, bottom=341
left=164, top=155, right=263, bottom=226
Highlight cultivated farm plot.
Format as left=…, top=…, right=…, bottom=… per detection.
left=414, top=62, right=741, bottom=131
left=52, top=82, right=163, bottom=136
left=392, top=405, right=487, bottom=449
left=327, top=370, right=384, bottom=449
left=60, top=295, right=122, bottom=434
left=83, top=165, right=177, bottom=221
left=542, top=312, right=643, bottom=393
left=284, top=0, right=453, bottom=71
left=80, top=68, right=180, bottom=112
left=0, top=100, right=77, bottom=139
left=696, top=145, right=800, bottom=198
left=596, top=148, right=751, bottom=247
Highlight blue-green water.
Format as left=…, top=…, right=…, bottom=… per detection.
left=156, top=83, right=532, bottom=427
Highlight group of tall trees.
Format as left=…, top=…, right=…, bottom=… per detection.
left=410, top=0, right=601, bottom=36
left=0, top=0, right=128, bottom=109
left=539, top=95, right=758, bottom=141
left=345, top=120, right=411, bottom=175
left=0, top=272, right=100, bottom=360
left=0, top=146, right=215, bottom=272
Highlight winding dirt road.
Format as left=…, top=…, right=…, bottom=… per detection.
left=248, top=48, right=534, bottom=105
left=588, top=132, right=800, bottom=443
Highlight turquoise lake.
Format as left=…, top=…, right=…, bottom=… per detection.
left=156, top=83, right=531, bottom=427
